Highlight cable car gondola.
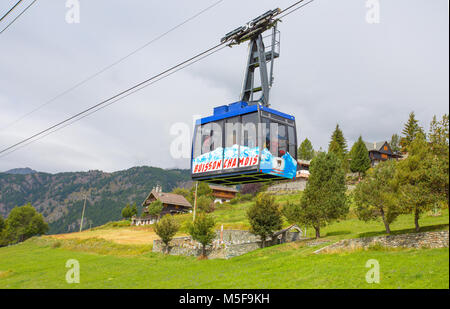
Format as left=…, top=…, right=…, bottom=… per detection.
left=191, top=8, right=298, bottom=185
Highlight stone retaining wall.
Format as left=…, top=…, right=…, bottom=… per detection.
left=267, top=179, right=307, bottom=193
left=153, top=229, right=306, bottom=259
left=315, top=230, right=449, bottom=254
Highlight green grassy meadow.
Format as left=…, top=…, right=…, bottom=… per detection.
left=0, top=194, right=448, bottom=289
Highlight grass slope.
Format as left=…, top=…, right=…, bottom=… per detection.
left=0, top=238, right=447, bottom=289
left=0, top=194, right=448, bottom=289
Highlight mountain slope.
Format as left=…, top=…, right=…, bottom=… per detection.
left=4, top=167, right=37, bottom=175
left=0, top=166, right=191, bottom=234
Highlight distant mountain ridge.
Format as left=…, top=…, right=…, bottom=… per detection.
left=0, top=166, right=192, bottom=234
left=3, top=167, right=38, bottom=175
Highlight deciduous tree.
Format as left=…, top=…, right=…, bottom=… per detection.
left=390, top=134, right=401, bottom=154
left=188, top=213, right=216, bottom=258
left=155, top=215, right=180, bottom=254
left=353, top=160, right=400, bottom=234
left=4, top=204, right=48, bottom=244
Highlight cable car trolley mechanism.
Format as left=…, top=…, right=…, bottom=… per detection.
left=191, top=8, right=298, bottom=185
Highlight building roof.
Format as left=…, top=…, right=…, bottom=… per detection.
left=364, top=141, right=387, bottom=151
left=272, top=224, right=303, bottom=237
left=143, top=189, right=192, bottom=208
left=209, top=184, right=238, bottom=193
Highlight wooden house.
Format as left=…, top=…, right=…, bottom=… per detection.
left=209, top=185, right=238, bottom=204
left=132, top=185, right=192, bottom=225
left=364, top=141, right=402, bottom=167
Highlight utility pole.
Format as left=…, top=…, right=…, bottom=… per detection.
left=193, top=182, right=198, bottom=222
left=79, top=193, right=87, bottom=232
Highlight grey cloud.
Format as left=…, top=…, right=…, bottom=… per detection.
left=0, top=0, right=448, bottom=173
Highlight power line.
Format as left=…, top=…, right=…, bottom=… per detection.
left=0, top=0, right=24, bottom=23
left=0, top=0, right=36, bottom=35
left=278, top=0, right=315, bottom=19
left=0, top=42, right=228, bottom=157
left=0, top=0, right=312, bottom=158
left=0, top=0, right=225, bottom=131
left=0, top=45, right=228, bottom=159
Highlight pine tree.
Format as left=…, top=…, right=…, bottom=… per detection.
left=297, top=138, right=315, bottom=160
left=328, top=124, right=348, bottom=158
left=293, top=152, right=348, bottom=238
left=247, top=193, right=283, bottom=247
left=396, top=133, right=442, bottom=231
left=121, top=204, right=132, bottom=220
left=130, top=203, right=138, bottom=217
left=349, top=136, right=371, bottom=176
left=401, top=111, right=423, bottom=151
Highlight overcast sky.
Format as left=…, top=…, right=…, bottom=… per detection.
left=0, top=0, right=448, bottom=174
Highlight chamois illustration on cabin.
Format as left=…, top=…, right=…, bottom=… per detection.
left=131, top=185, right=192, bottom=226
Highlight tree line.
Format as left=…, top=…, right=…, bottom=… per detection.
left=0, top=204, right=48, bottom=247
left=292, top=112, right=448, bottom=235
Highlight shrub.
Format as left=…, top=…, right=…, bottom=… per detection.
left=196, top=195, right=214, bottom=213
left=52, top=241, right=62, bottom=248
left=155, top=216, right=180, bottom=254
left=229, top=197, right=240, bottom=205
left=240, top=194, right=254, bottom=202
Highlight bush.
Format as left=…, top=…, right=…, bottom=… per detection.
left=240, top=194, right=254, bottom=202
left=52, top=241, right=62, bottom=248
left=155, top=216, right=180, bottom=254
left=229, top=197, right=240, bottom=205
left=196, top=196, right=214, bottom=213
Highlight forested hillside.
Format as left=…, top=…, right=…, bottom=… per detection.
left=0, top=167, right=191, bottom=234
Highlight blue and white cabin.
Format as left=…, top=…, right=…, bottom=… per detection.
left=191, top=101, right=298, bottom=185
